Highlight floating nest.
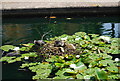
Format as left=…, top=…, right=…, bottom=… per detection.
left=33, top=40, right=81, bottom=56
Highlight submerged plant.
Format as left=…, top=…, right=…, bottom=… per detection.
left=0, top=32, right=120, bottom=80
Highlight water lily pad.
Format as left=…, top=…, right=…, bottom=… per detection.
left=107, top=66, right=118, bottom=73
left=76, top=74, right=84, bottom=79
left=75, top=32, right=86, bottom=36
left=99, top=59, right=114, bottom=67
left=65, top=69, right=77, bottom=74
left=95, top=69, right=108, bottom=79
left=55, top=63, right=64, bottom=68
left=0, top=45, right=16, bottom=51
left=84, top=75, right=91, bottom=79
left=72, top=61, right=87, bottom=71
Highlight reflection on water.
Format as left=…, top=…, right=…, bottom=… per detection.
left=101, top=23, right=120, bottom=38
left=2, top=16, right=120, bottom=45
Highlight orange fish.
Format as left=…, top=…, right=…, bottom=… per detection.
left=49, top=16, right=56, bottom=19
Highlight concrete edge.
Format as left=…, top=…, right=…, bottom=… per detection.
left=0, top=1, right=120, bottom=10
left=2, top=7, right=120, bottom=17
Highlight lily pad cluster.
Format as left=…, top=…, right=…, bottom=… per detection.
left=0, top=32, right=120, bottom=80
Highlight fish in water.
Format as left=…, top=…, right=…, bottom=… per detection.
left=49, top=16, right=56, bottom=19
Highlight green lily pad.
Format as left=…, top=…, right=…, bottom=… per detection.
left=99, top=59, right=115, bottom=67
left=75, top=32, right=86, bottom=36
left=65, top=69, right=77, bottom=74
left=72, top=61, right=87, bottom=71
left=107, top=66, right=118, bottom=73
left=95, top=69, right=108, bottom=79
left=76, top=74, right=84, bottom=79
left=0, top=45, right=16, bottom=51
left=55, top=63, right=64, bottom=67
left=84, top=75, right=91, bottom=79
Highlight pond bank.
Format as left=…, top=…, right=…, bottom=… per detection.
left=2, top=7, right=120, bottom=17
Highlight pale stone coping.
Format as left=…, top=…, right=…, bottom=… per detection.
left=1, top=2, right=119, bottom=10
left=1, top=0, right=120, bottom=2
left=0, top=0, right=119, bottom=10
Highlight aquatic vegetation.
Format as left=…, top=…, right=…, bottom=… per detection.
left=0, top=32, right=120, bottom=80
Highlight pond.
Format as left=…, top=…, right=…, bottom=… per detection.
left=2, top=15, right=120, bottom=45
left=2, top=15, right=120, bottom=80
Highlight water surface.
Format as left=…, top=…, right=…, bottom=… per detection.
left=2, top=15, right=120, bottom=45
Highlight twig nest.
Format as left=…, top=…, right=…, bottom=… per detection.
left=54, top=40, right=65, bottom=47
left=59, top=47, right=65, bottom=52
left=65, top=43, right=76, bottom=50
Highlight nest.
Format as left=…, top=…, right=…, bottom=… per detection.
left=35, top=40, right=81, bottom=56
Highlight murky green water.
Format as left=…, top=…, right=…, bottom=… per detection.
left=2, top=15, right=120, bottom=80
left=2, top=15, right=120, bottom=45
